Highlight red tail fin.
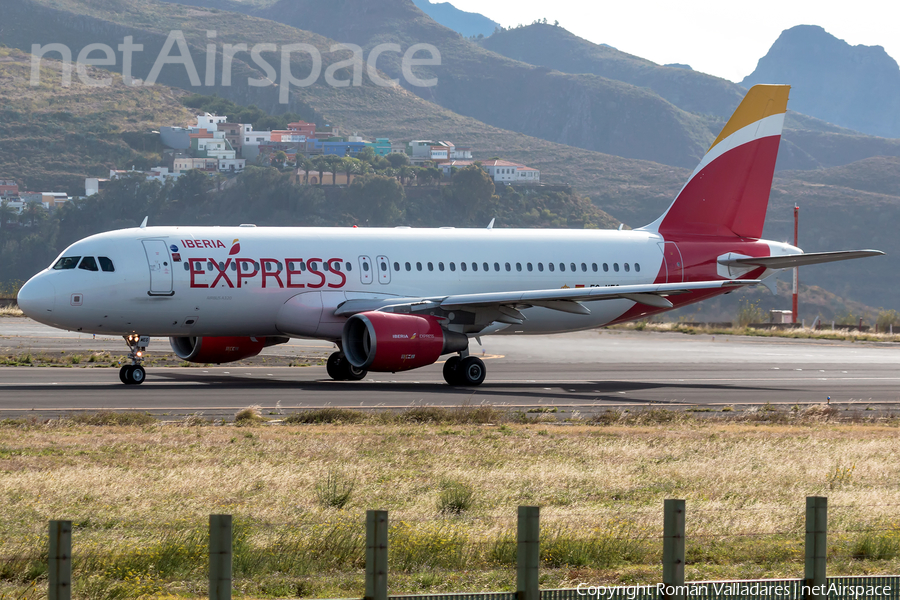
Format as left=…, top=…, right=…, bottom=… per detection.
left=647, top=85, right=790, bottom=238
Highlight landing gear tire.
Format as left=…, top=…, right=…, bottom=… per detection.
left=442, top=356, right=462, bottom=386
left=130, top=365, right=146, bottom=385
left=458, top=356, right=486, bottom=386
left=120, top=365, right=146, bottom=385
left=327, top=351, right=368, bottom=381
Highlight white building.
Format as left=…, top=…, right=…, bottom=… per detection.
left=196, top=113, right=228, bottom=133
left=438, top=159, right=541, bottom=184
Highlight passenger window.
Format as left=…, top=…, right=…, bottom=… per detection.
left=461, top=262, right=467, bottom=272
left=439, top=262, right=445, bottom=271
left=405, top=262, right=411, bottom=271
left=483, top=262, right=489, bottom=271
left=207, top=261, right=213, bottom=271
left=635, top=263, right=641, bottom=272
left=333, top=262, right=341, bottom=272
left=505, top=262, right=511, bottom=272
left=363, top=262, right=370, bottom=272
left=393, top=261, right=399, bottom=272
left=549, top=263, right=555, bottom=272
left=98, top=257, right=115, bottom=272
left=309, top=261, right=319, bottom=272
left=450, top=262, right=456, bottom=272
left=538, top=263, right=544, bottom=272
left=323, top=261, right=330, bottom=272
left=516, top=263, right=522, bottom=272
left=417, top=262, right=422, bottom=271
left=624, top=263, right=630, bottom=272
left=571, top=263, right=576, bottom=272
left=380, top=261, right=387, bottom=271
left=613, top=263, right=620, bottom=272
left=494, top=262, right=500, bottom=271
left=231, top=262, right=237, bottom=271
left=53, top=256, right=81, bottom=270
left=183, top=262, right=189, bottom=271
left=603, top=263, right=609, bottom=272
left=592, top=263, right=598, bottom=272
left=527, top=263, right=533, bottom=272
left=559, top=263, right=565, bottom=272
left=581, top=263, right=586, bottom=272
left=428, top=262, right=434, bottom=271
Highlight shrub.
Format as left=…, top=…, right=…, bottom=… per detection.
left=234, top=405, right=267, bottom=425
left=315, top=468, right=355, bottom=509
left=437, top=480, right=475, bottom=515
left=735, top=299, right=766, bottom=327
left=283, top=408, right=368, bottom=424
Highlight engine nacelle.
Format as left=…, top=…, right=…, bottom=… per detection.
left=169, top=336, right=288, bottom=364
left=342, top=312, right=469, bottom=372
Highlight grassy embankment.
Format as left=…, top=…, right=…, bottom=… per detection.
left=0, top=407, right=898, bottom=599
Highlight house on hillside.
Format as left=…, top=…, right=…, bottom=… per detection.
left=0, top=180, right=19, bottom=199
left=439, top=159, right=540, bottom=184
left=86, top=167, right=183, bottom=196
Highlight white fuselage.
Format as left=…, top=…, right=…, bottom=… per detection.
left=19, top=226, right=672, bottom=339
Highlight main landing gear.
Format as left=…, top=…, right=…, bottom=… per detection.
left=326, top=351, right=368, bottom=381
left=119, top=334, right=147, bottom=385
left=443, top=353, right=486, bottom=387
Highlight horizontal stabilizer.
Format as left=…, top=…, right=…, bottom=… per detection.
left=718, top=250, right=884, bottom=270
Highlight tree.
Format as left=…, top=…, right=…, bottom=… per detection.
left=350, top=158, right=371, bottom=182
left=0, top=201, right=16, bottom=231
left=347, top=175, right=406, bottom=226
left=386, top=152, right=410, bottom=169
left=355, top=146, right=376, bottom=165
left=449, top=164, right=498, bottom=223
left=311, top=155, right=329, bottom=185
left=271, top=151, right=288, bottom=169
left=325, top=155, right=344, bottom=185
left=295, top=155, right=313, bottom=184
left=342, top=157, right=360, bottom=184
left=21, top=201, right=48, bottom=228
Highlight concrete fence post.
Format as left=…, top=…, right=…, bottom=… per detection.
left=517, top=506, right=540, bottom=600
left=365, top=510, right=388, bottom=600
left=48, top=520, right=72, bottom=600
left=805, top=497, right=827, bottom=600
left=209, top=514, right=232, bottom=600
left=662, top=499, right=685, bottom=600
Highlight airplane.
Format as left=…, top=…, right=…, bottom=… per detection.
left=16, top=85, right=883, bottom=386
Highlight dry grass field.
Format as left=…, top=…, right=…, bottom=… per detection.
left=0, top=408, right=898, bottom=599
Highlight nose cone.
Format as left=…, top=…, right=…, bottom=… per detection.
left=17, top=274, right=56, bottom=320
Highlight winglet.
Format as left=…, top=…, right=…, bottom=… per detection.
left=139, top=216, right=148, bottom=229
left=487, top=218, right=495, bottom=230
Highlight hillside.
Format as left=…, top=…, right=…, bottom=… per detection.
left=411, top=0, right=498, bottom=38
left=480, top=23, right=900, bottom=171
left=147, top=0, right=718, bottom=168
left=743, top=25, right=900, bottom=139
left=0, top=47, right=192, bottom=193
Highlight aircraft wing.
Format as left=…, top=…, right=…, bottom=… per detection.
left=334, top=279, right=759, bottom=318
left=718, top=250, right=883, bottom=270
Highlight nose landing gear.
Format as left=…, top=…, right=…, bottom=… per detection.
left=119, top=334, right=148, bottom=385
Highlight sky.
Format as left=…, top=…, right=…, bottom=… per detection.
left=447, top=0, right=900, bottom=83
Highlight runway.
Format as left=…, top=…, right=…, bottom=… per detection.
left=2, top=319, right=900, bottom=419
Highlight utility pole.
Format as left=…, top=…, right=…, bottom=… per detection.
left=792, top=205, right=799, bottom=324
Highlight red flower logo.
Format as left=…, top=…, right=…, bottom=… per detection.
left=229, top=239, right=241, bottom=255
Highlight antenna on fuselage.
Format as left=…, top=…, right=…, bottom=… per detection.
left=139, top=216, right=148, bottom=229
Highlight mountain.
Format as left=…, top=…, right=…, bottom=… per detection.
left=411, top=0, right=498, bottom=38
left=0, top=46, right=192, bottom=192
left=743, top=25, right=900, bottom=139
left=480, top=23, right=900, bottom=171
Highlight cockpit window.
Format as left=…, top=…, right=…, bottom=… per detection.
left=98, top=257, right=115, bottom=272
left=53, top=256, right=81, bottom=270
left=78, top=257, right=99, bottom=271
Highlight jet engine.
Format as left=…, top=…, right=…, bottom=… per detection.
left=342, top=312, right=468, bottom=372
left=169, top=336, right=289, bottom=364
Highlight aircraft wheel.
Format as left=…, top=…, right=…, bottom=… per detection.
left=458, top=356, right=486, bottom=386
left=130, top=365, right=146, bottom=385
left=347, top=365, right=368, bottom=381
left=442, top=356, right=462, bottom=386
left=326, top=352, right=349, bottom=381
left=119, top=365, right=130, bottom=384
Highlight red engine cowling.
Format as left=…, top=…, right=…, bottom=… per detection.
left=169, top=336, right=286, bottom=364
left=342, top=312, right=468, bottom=372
